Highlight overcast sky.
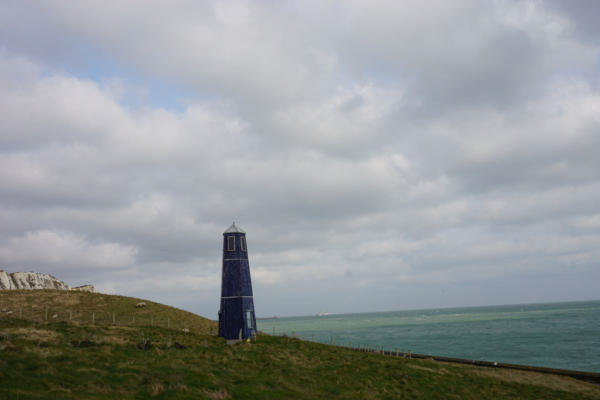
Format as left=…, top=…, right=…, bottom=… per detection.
left=1, top=0, right=599, bottom=318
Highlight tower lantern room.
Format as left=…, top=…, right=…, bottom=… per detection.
left=218, top=222, right=257, bottom=340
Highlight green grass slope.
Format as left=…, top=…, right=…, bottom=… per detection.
left=1, top=292, right=599, bottom=399
left=0, top=290, right=216, bottom=334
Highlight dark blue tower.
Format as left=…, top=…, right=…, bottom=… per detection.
left=218, top=223, right=257, bottom=340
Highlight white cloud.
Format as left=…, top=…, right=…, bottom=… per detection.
left=0, top=1, right=599, bottom=316
left=251, top=267, right=284, bottom=285
left=0, top=230, right=137, bottom=270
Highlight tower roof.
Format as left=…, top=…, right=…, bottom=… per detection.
left=223, top=222, right=246, bottom=234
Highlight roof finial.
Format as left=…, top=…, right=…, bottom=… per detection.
left=224, top=222, right=245, bottom=234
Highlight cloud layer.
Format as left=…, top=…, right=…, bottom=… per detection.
left=1, top=0, right=599, bottom=316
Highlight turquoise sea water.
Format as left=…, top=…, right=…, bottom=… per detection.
left=257, top=300, right=600, bottom=373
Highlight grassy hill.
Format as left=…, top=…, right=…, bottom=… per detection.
left=1, top=291, right=600, bottom=399
left=0, top=290, right=216, bottom=334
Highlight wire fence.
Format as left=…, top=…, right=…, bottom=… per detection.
left=265, top=327, right=414, bottom=358
left=0, top=305, right=217, bottom=336
left=266, top=328, right=600, bottom=384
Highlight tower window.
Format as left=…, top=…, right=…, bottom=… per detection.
left=227, top=236, right=235, bottom=251
left=246, top=310, right=253, bottom=329
left=241, top=237, right=247, bottom=252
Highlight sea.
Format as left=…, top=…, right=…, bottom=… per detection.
left=257, top=300, right=600, bottom=373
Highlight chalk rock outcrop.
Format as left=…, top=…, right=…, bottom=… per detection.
left=71, top=284, right=96, bottom=293
left=9, top=271, right=70, bottom=290
left=0, top=270, right=17, bottom=290
left=0, top=270, right=94, bottom=292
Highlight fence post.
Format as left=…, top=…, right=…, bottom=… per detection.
left=238, top=329, right=242, bottom=341
left=113, top=313, right=115, bottom=325
left=70, top=310, right=72, bottom=322
left=396, top=347, right=399, bottom=357
left=92, top=313, right=95, bottom=324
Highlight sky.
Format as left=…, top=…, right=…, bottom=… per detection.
left=1, top=0, right=599, bottom=318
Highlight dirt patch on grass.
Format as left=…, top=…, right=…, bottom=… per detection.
left=56, top=296, right=82, bottom=307
left=472, top=367, right=600, bottom=397
left=7, top=327, right=62, bottom=344
left=168, top=376, right=188, bottom=392
left=83, top=382, right=118, bottom=394
left=24, top=346, right=63, bottom=359
left=77, top=367, right=108, bottom=374
left=97, top=335, right=129, bottom=345
left=107, top=326, right=137, bottom=331
left=408, top=364, right=454, bottom=375
left=201, top=387, right=230, bottom=399
left=150, top=382, right=165, bottom=397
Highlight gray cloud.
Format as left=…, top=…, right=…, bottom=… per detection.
left=0, top=0, right=599, bottom=317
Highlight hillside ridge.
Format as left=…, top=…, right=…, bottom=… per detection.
left=0, top=289, right=216, bottom=334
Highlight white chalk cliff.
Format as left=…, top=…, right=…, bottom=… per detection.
left=71, top=284, right=96, bottom=293
left=0, top=270, right=95, bottom=292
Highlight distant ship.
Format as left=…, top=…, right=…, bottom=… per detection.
left=316, top=311, right=330, bottom=316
